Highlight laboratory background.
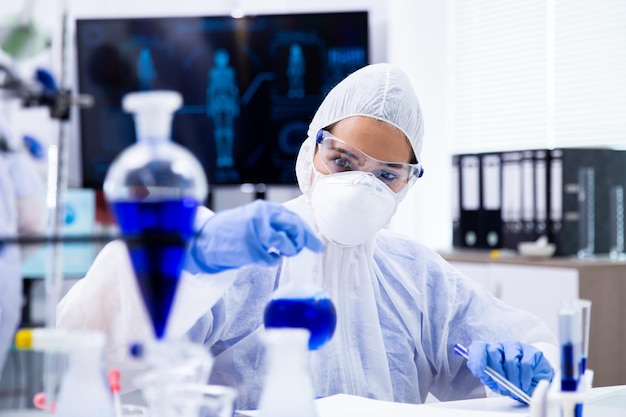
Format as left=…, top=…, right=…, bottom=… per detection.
left=2, top=0, right=626, bottom=414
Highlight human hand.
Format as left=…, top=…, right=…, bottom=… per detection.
left=467, top=341, right=555, bottom=402
left=191, top=199, right=325, bottom=273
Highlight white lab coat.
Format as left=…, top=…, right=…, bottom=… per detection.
left=184, top=196, right=558, bottom=409
left=0, top=151, right=46, bottom=373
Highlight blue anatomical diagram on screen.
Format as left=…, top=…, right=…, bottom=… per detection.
left=206, top=48, right=240, bottom=180
left=76, top=12, right=369, bottom=188
left=287, top=44, right=305, bottom=99
left=137, top=47, right=157, bottom=90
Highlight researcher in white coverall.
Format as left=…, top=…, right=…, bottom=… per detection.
left=0, top=124, right=47, bottom=375
left=58, top=63, right=557, bottom=410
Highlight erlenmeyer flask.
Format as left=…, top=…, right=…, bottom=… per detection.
left=103, top=90, right=208, bottom=339
left=258, top=328, right=318, bottom=417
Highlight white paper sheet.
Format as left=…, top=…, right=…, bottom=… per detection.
left=236, top=394, right=524, bottom=417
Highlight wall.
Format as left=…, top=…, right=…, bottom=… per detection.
left=2, top=0, right=451, bottom=250
left=386, top=0, right=449, bottom=250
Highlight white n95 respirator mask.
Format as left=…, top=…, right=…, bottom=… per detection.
left=309, top=170, right=399, bottom=247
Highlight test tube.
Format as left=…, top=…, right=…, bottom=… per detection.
left=577, top=167, right=595, bottom=260
left=559, top=303, right=582, bottom=392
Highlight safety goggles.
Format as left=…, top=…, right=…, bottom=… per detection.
left=315, top=129, right=424, bottom=193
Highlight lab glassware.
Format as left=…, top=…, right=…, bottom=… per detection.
left=120, top=404, right=150, bottom=416
left=574, top=299, right=592, bottom=375
left=559, top=301, right=586, bottom=417
left=264, top=248, right=337, bottom=350
left=131, top=339, right=214, bottom=417
left=576, top=167, right=595, bottom=260
left=103, top=90, right=208, bottom=339
left=151, top=384, right=236, bottom=417
left=609, top=185, right=626, bottom=260
left=258, top=328, right=318, bottom=417
left=13, top=329, right=116, bottom=417
left=559, top=303, right=582, bottom=393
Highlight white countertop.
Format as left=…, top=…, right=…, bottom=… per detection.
left=237, top=385, right=626, bottom=417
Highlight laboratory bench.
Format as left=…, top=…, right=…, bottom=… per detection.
left=440, top=249, right=626, bottom=388
left=294, top=385, right=626, bottom=416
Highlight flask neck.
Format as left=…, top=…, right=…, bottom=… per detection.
left=68, top=346, right=105, bottom=372
left=264, top=330, right=311, bottom=374
left=134, top=112, right=173, bottom=143
left=267, top=349, right=307, bottom=372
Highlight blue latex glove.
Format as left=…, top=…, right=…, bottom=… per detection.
left=467, top=341, right=555, bottom=402
left=191, top=200, right=325, bottom=273
left=22, top=135, right=45, bottom=159
left=35, top=67, right=58, bottom=92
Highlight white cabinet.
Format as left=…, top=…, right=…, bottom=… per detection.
left=450, top=261, right=578, bottom=337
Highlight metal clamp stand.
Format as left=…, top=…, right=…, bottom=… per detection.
left=0, top=4, right=93, bottom=412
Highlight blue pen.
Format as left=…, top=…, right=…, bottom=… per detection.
left=454, top=343, right=532, bottom=405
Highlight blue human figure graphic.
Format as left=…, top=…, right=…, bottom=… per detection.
left=206, top=49, right=240, bottom=168
left=287, top=43, right=305, bottom=98
left=137, top=47, right=157, bottom=90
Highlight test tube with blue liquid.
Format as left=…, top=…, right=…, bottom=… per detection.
left=559, top=300, right=591, bottom=417
left=103, top=90, right=208, bottom=339
left=264, top=248, right=337, bottom=350
left=559, top=303, right=582, bottom=393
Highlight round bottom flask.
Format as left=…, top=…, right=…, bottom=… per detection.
left=263, top=249, right=336, bottom=350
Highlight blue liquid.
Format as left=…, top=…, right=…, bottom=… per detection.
left=111, top=198, right=197, bottom=339
left=560, top=342, right=579, bottom=391
left=264, top=297, right=337, bottom=350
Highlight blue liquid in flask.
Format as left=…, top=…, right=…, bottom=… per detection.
left=264, top=297, right=337, bottom=350
left=111, top=198, right=197, bottom=339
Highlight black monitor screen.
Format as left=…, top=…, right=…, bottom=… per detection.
left=76, top=11, right=369, bottom=189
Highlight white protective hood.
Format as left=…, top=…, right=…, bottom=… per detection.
left=295, top=63, right=424, bottom=199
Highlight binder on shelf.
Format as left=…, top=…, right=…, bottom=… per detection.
left=547, top=149, right=563, bottom=253
left=520, top=150, right=536, bottom=242
left=459, top=154, right=481, bottom=248
left=453, top=147, right=626, bottom=257
left=460, top=154, right=480, bottom=210
left=451, top=155, right=462, bottom=248
left=501, top=151, right=523, bottom=250
left=481, top=153, right=503, bottom=249
left=456, top=153, right=503, bottom=249
left=534, top=150, right=548, bottom=237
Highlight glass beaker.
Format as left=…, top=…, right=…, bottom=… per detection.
left=609, top=185, right=626, bottom=260
left=120, top=404, right=150, bottom=417
left=577, top=167, right=595, bottom=259
left=151, top=384, right=237, bottom=417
